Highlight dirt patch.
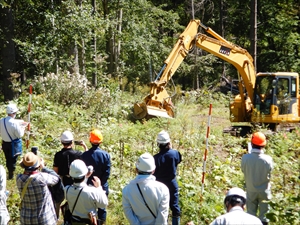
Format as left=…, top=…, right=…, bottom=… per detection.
left=211, top=143, right=229, bottom=161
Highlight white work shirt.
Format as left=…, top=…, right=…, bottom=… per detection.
left=241, top=149, right=273, bottom=192
left=0, top=116, right=25, bottom=142
left=210, top=206, right=263, bottom=225
left=122, top=174, right=170, bottom=225
left=65, top=181, right=108, bottom=219
left=0, top=165, right=9, bottom=225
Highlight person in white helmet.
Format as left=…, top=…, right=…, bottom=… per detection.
left=53, top=130, right=88, bottom=186
left=154, top=130, right=182, bottom=225
left=210, top=187, right=263, bottom=225
left=0, top=103, right=26, bottom=179
left=122, top=153, right=170, bottom=225
left=65, top=159, right=108, bottom=225
left=53, top=130, right=88, bottom=218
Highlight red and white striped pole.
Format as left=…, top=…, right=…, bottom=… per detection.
left=201, top=103, right=212, bottom=194
left=26, top=84, right=32, bottom=152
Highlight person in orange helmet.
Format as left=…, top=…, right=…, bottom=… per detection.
left=80, top=129, right=111, bottom=225
left=241, top=132, right=274, bottom=225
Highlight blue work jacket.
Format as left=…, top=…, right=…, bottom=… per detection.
left=81, top=146, right=111, bottom=189
left=153, top=148, right=181, bottom=184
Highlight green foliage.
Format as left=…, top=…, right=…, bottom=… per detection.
left=258, top=0, right=300, bottom=72
left=2, top=0, right=300, bottom=100
left=266, top=194, right=300, bottom=225
left=120, top=0, right=183, bottom=84
left=29, top=71, right=131, bottom=121
left=13, top=0, right=107, bottom=76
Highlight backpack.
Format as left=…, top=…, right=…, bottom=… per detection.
left=42, top=167, right=65, bottom=203
left=48, top=176, right=65, bottom=203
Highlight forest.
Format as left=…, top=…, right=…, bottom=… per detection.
left=0, top=0, right=299, bottom=100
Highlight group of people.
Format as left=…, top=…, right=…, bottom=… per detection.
left=53, top=128, right=111, bottom=224
left=122, top=130, right=182, bottom=225
left=0, top=103, right=274, bottom=225
left=0, top=103, right=111, bottom=225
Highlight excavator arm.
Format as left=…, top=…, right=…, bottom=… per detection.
left=133, top=19, right=256, bottom=120
left=133, top=20, right=201, bottom=119
left=194, top=24, right=256, bottom=122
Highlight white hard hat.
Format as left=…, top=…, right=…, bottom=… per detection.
left=157, top=130, right=170, bottom=144
left=6, top=103, right=18, bottom=114
left=60, top=131, right=74, bottom=143
left=136, top=153, right=156, bottom=172
left=69, top=159, right=88, bottom=178
left=226, top=187, right=246, bottom=199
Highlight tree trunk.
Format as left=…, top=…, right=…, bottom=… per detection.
left=0, top=7, right=16, bottom=100
left=71, top=41, right=79, bottom=75
left=91, top=0, right=97, bottom=86
left=81, top=40, right=86, bottom=77
left=116, top=8, right=122, bottom=89
left=102, top=0, right=114, bottom=77
left=115, top=8, right=122, bottom=75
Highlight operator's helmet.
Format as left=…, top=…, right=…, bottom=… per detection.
left=61, top=131, right=74, bottom=144
left=136, top=153, right=156, bottom=172
left=225, top=187, right=246, bottom=205
left=90, top=129, right=103, bottom=144
left=251, top=131, right=266, bottom=147
left=157, top=130, right=171, bottom=144
left=6, top=103, right=18, bottom=114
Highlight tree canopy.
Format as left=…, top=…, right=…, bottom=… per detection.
left=0, top=0, right=299, bottom=100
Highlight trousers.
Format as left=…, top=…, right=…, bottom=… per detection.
left=2, top=141, right=19, bottom=178
left=246, top=190, right=271, bottom=222
left=97, top=185, right=109, bottom=222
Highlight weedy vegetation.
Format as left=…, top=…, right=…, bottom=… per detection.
left=1, top=72, right=299, bottom=225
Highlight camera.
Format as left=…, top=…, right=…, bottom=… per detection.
left=31, top=146, right=38, bottom=155
left=74, top=140, right=82, bottom=145
left=88, top=165, right=94, bottom=173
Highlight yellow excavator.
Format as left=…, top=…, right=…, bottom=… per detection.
left=133, top=19, right=300, bottom=131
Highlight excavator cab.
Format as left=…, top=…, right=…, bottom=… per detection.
left=253, top=76, right=275, bottom=115
left=251, top=72, right=300, bottom=129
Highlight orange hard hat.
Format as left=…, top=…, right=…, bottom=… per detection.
left=90, top=129, right=103, bottom=144
left=251, top=132, right=266, bottom=147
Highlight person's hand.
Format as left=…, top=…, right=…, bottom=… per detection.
left=40, top=158, right=45, bottom=169
left=86, top=166, right=93, bottom=178
left=91, top=176, right=101, bottom=188
left=74, top=140, right=88, bottom=151
left=80, top=141, right=88, bottom=151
